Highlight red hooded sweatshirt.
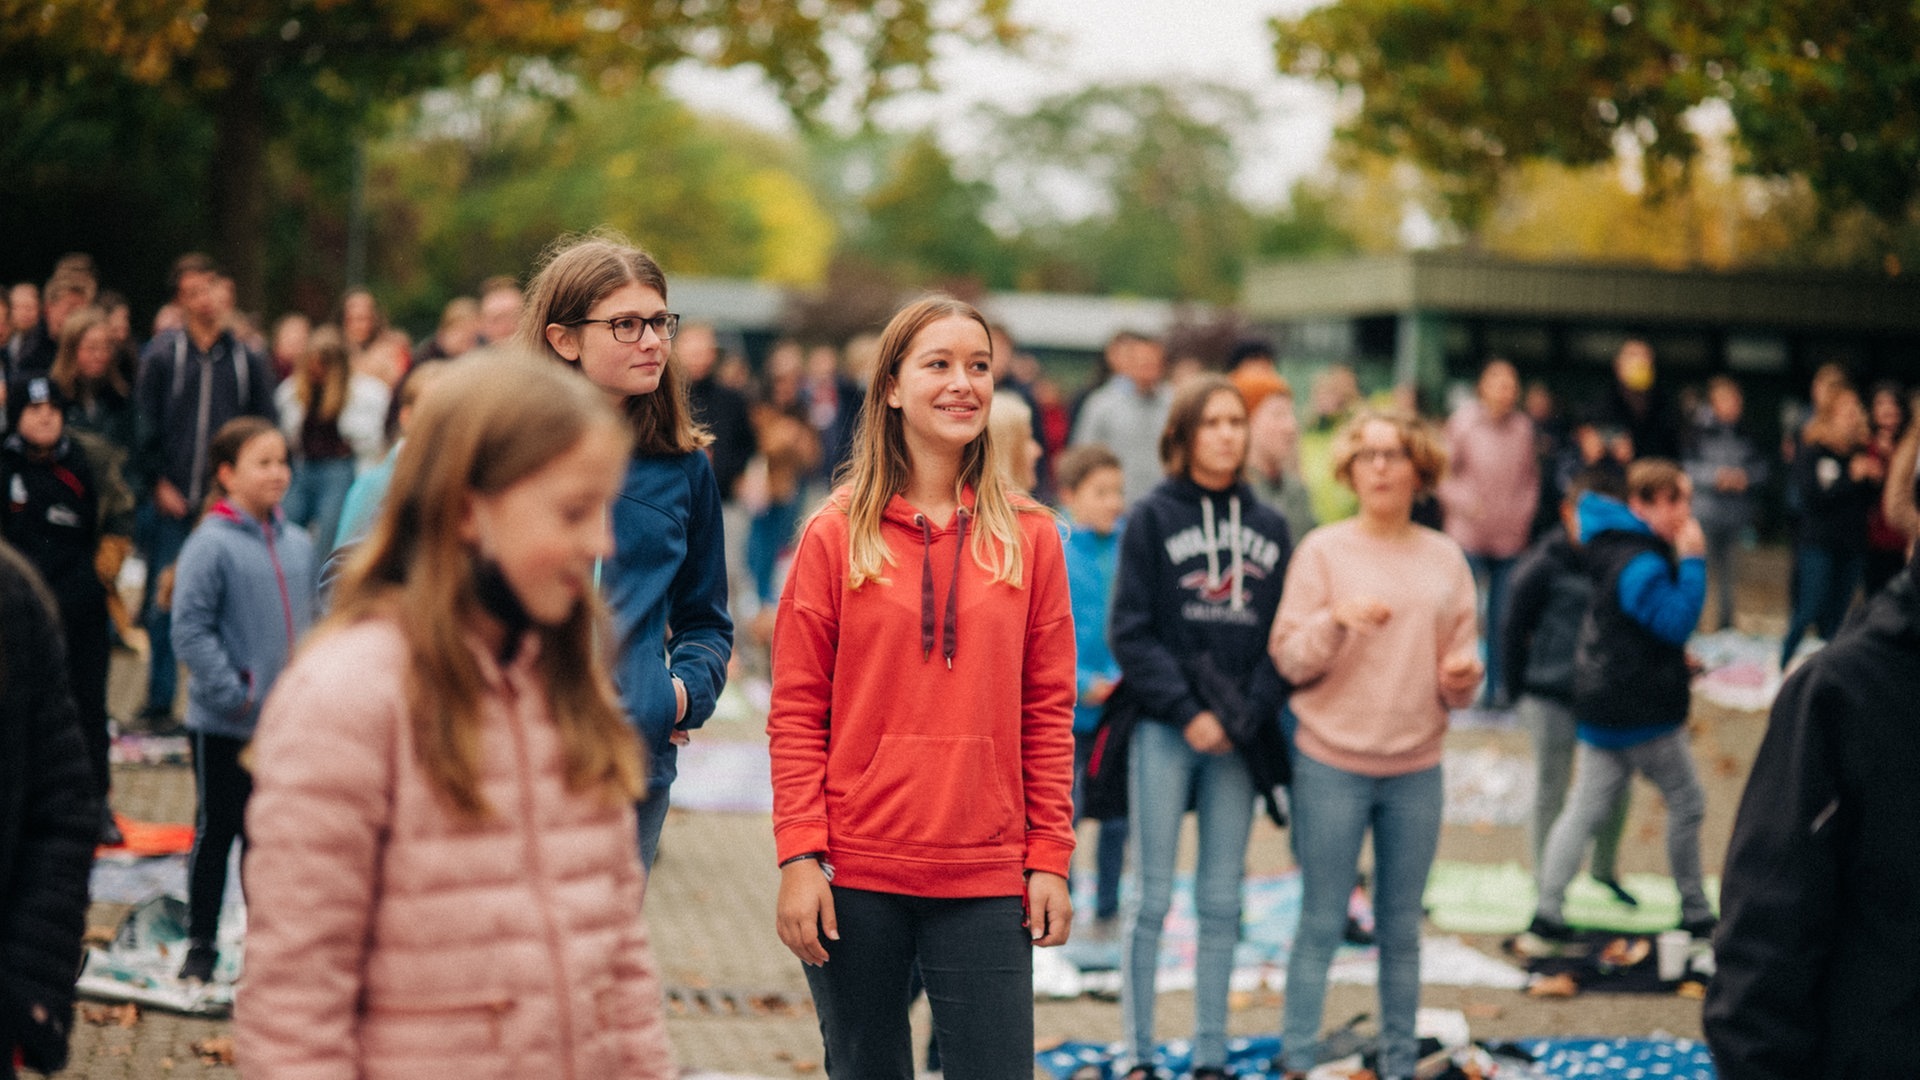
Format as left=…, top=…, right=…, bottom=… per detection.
left=768, top=489, right=1077, bottom=897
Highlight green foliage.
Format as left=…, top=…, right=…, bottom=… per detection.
left=982, top=81, right=1262, bottom=302
left=1272, top=0, right=1920, bottom=238
left=853, top=132, right=1012, bottom=290
left=368, top=84, right=834, bottom=328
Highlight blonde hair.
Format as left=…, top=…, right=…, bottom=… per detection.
left=517, top=230, right=710, bottom=457
left=1331, top=407, right=1448, bottom=493
left=834, top=295, right=1037, bottom=589
left=327, top=352, right=643, bottom=819
left=987, top=391, right=1037, bottom=494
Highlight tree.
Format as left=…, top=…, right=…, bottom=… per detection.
left=854, top=132, right=1011, bottom=290
left=982, top=81, right=1260, bottom=302
left=0, top=0, right=1019, bottom=307
left=1271, top=0, right=1920, bottom=242
left=368, top=83, right=834, bottom=326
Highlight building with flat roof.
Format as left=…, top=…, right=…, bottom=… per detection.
left=1241, top=252, right=1920, bottom=421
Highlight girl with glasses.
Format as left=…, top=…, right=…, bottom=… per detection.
left=1269, top=408, right=1480, bottom=1080
left=521, top=232, right=732, bottom=872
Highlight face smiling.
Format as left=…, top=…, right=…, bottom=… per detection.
left=463, top=422, right=628, bottom=626
left=548, top=281, right=670, bottom=401
left=886, top=315, right=993, bottom=459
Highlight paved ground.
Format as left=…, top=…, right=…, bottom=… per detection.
left=64, top=547, right=1794, bottom=1077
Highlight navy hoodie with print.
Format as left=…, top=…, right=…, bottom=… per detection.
left=1110, top=475, right=1292, bottom=729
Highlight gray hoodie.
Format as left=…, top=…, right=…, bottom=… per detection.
left=171, top=500, right=317, bottom=739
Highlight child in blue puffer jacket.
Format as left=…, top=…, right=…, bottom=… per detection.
left=171, top=416, right=317, bottom=982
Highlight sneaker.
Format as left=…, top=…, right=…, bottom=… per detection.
left=1680, top=916, right=1719, bottom=940
left=98, top=805, right=124, bottom=847
left=1527, top=914, right=1577, bottom=942
left=1594, top=876, right=1639, bottom=907
left=178, top=942, right=217, bottom=984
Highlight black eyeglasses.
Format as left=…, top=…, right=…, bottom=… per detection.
left=572, top=313, right=680, bottom=343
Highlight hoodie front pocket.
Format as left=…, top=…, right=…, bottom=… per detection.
left=838, top=734, right=1013, bottom=848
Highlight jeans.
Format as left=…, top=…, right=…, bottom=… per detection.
left=636, top=782, right=672, bottom=873
left=188, top=731, right=251, bottom=949
left=1518, top=695, right=1624, bottom=879
left=1121, top=718, right=1256, bottom=1070
left=1466, top=554, right=1512, bottom=706
left=1071, top=731, right=1127, bottom=920
left=1282, top=751, right=1442, bottom=1080
left=802, top=888, right=1032, bottom=1080
left=1781, top=543, right=1863, bottom=666
left=1535, top=728, right=1712, bottom=925
left=1700, top=518, right=1744, bottom=631
left=284, top=456, right=357, bottom=554
left=136, top=502, right=192, bottom=718
left=747, top=499, right=801, bottom=605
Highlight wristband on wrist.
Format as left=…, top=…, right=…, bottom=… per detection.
left=779, top=851, right=826, bottom=868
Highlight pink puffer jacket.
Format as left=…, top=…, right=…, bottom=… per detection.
left=236, top=619, right=674, bottom=1080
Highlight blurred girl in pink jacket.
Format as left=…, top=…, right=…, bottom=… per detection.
left=236, top=353, right=674, bottom=1079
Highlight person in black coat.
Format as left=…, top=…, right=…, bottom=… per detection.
left=1705, top=553, right=1920, bottom=1078
left=0, top=539, right=98, bottom=1080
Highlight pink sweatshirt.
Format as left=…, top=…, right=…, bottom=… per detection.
left=1437, top=399, right=1539, bottom=559
left=1269, top=519, right=1479, bottom=777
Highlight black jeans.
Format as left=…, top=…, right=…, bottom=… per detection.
left=804, top=887, right=1033, bottom=1079
left=187, top=730, right=251, bottom=948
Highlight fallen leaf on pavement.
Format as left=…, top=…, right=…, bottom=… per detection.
left=1527, top=973, right=1580, bottom=998
left=80, top=1003, right=140, bottom=1027
left=192, top=1037, right=236, bottom=1066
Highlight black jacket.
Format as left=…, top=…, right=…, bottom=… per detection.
left=1789, top=442, right=1875, bottom=552
left=1705, top=564, right=1920, bottom=1079
left=1572, top=526, right=1691, bottom=731
left=0, top=434, right=104, bottom=612
left=134, top=327, right=277, bottom=506
left=1499, top=525, right=1590, bottom=704
left=688, top=375, right=756, bottom=500
left=1110, top=475, right=1292, bottom=733
left=0, top=542, right=97, bottom=1079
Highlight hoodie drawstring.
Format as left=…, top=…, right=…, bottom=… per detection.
left=914, top=509, right=968, bottom=668
left=1199, top=493, right=1246, bottom=611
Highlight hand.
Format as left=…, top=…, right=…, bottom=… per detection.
left=1674, top=517, right=1707, bottom=559
left=668, top=729, right=691, bottom=746
left=1685, top=651, right=1706, bottom=677
left=1437, top=652, right=1483, bottom=700
left=156, top=478, right=189, bottom=519
left=775, top=859, right=837, bottom=966
left=1849, top=454, right=1885, bottom=482
left=1084, top=678, right=1115, bottom=707
left=1333, top=597, right=1392, bottom=631
left=1025, top=871, right=1073, bottom=946
left=1184, top=711, right=1232, bottom=755
left=1714, top=466, right=1747, bottom=493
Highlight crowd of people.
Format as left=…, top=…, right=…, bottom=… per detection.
left=1, top=237, right=1917, bottom=1079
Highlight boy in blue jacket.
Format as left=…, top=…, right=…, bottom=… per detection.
left=1531, top=459, right=1715, bottom=941
left=1056, top=445, right=1128, bottom=933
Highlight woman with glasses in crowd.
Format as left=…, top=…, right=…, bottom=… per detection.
left=521, top=233, right=732, bottom=871
left=1270, top=408, right=1480, bottom=1080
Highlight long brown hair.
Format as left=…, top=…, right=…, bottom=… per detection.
left=49, top=305, right=126, bottom=403
left=327, top=352, right=644, bottom=819
left=517, top=230, right=710, bottom=457
left=834, top=295, right=1037, bottom=589
left=293, top=325, right=351, bottom=425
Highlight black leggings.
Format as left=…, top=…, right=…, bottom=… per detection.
left=803, top=887, right=1033, bottom=1079
left=187, top=731, right=251, bottom=947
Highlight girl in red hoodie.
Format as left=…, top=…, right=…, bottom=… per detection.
left=768, top=295, right=1077, bottom=1078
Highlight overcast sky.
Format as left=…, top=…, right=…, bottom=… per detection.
left=662, top=0, right=1339, bottom=210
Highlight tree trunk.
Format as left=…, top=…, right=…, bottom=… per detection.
left=211, top=55, right=269, bottom=316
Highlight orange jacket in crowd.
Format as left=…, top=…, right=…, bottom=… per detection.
left=767, top=489, right=1078, bottom=898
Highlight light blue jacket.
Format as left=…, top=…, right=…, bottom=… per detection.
left=1061, top=518, right=1123, bottom=734
left=171, top=501, right=317, bottom=739
left=605, top=451, right=733, bottom=789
